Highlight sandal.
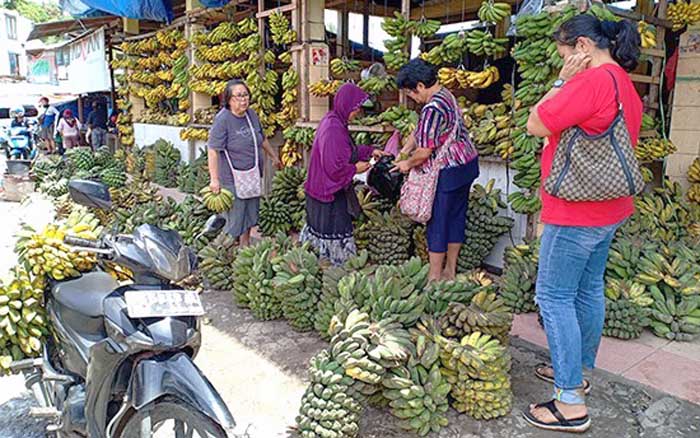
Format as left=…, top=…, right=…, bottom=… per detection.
left=523, top=400, right=591, bottom=433
left=535, top=364, right=592, bottom=395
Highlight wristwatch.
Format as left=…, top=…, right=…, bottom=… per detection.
left=552, top=78, right=566, bottom=88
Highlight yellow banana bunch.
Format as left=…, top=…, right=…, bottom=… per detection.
left=638, top=21, right=657, bottom=49
left=269, top=10, right=297, bottom=45
left=200, top=187, right=234, bottom=213
left=635, top=138, right=677, bottom=162
left=190, top=79, right=227, bottom=96
left=281, top=140, right=303, bottom=167
left=688, top=158, right=700, bottom=183
left=438, top=66, right=500, bottom=89
left=330, top=58, right=361, bottom=77
left=180, top=127, right=209, bottom=141
left=668, top=0, right=700, bottom=31
left=477, top=1, right=512, bottom=24
left=308, top=79, right=344, bottom=97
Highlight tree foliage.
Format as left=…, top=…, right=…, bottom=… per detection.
left=3, top=0, right=64, bottom=24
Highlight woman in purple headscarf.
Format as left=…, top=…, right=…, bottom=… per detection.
left=300, top=83, right=385, bottom=265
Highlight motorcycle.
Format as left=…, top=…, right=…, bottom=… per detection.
left=10, top=179, right=235, bottom=438
left=1, top=122, right=38, bottom=160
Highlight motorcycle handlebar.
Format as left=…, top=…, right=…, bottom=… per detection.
left=64, top=235, right=104, bottom=249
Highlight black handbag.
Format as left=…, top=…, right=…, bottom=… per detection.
left=367, top=154, right=404, bottom=201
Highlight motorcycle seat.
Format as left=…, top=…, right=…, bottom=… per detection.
left=53, top=272, right=119, bottom=317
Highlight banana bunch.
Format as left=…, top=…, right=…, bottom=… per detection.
left=382, top=335, right=451, bottom=436
left=172, top=52, right=189, bottom=100
left=244, top=236, right=296, bottom=321
left=381, top=11, right=415, bottom=36
left=38, top=176, right=69, bottom=198
left=412, top=17, right=441, bottom=39
left=420, top=33, right=467, bottom=65
left=438, top=331, right=512, bottom=419
left=365, top=260, right=429, bottom=328
left=272, top=244, right=322, bottom=331
left=14, top=224, right=79, bottom=280
left=425, top=274, right=491, bottom=315
left=649, top=282, right=700, bottom=341
left=0, top=266, right=47, bottom=374
left=279, top=67, right=300, bottom=129
left=478, top=1, right=511, bottom=24
left=191, top=60, right=253, bottom=80
left=178, top=149, right=210, bottom=194
left=641, top=112, right=657, bottom=131
left=153, top=139, right=181, bottom=188
left=688, top=159, right=700, bottom=203
left=668, top=0, right=700, bottom=31
left=355, top=210, right=413, bottom=266
left=103, top=261, right=134, bottom=283
left=99, top=166, right=128, bottom=189
left=458, top=181, right=514, bottom=272
left=439, top=291, right=513, bottom=344
left=205, top=22, right=239, bottom=45
left=163, top=196, right=212, bottom=250
left=638, top=21, right=657, bottom=49
left=438, top=66, right=501, bottom=89
left=194, top=107, right=219, bottom=125
left=514, top=10, right=556, bottom=38
left=507, top=190, right=542, bottom=214
left=195, top=33, right=262, bottom=63
left=465, top=29, right=508, bottom=57
left=269, top=10, right=297, bottom=45
left=315, top=252, right=373, bottom=340
left=268, top=167, right=307, bottom=230
left=358, top=75, right=397, bottom=95
left=510, top=153, right=541, bottom=189
left=197, top=233, right=238, bottom=290
left=199, top=187, right=234, bottom=213
left=633, top=243, right=700, bottom=294
left=381, top=13, right=413, bottom=70
left=378, top=105, right=419, bottom=136
left=180, top=127, right=209, bottom=141
left=280, top=141, right=303, bottom=167
left=296, top=348, right=364, bottom=438
left=230, top=244, right=255, bottom=308
left=604, top=279, right=652, bottom=340
left=129, top=71, right=163, bottom=86
left=308, top=79, right=344, bottom=97
left=259, top=197, right=293, bottom=236
left=66, top=147, right=94, bottom=171
left=330, top=58, right=361, bottom=78
left=511, top=128, right=543, bottom=155
left=635, top=138, right=677, bottom=162
left=283, top=126, right=316, bottom=149
left=155, top=29, right=183, bottom=49
left=630, top=180, right=697, bottom=244
left=135, top=108, right=169, bottom=125
left=460, top=101, right=511, bottom=156
left=498, top=240, right=540, bottom=313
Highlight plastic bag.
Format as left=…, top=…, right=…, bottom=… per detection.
left=367, top=155, right=404, bottom=201
left=507, top=0, right=545, bottom=36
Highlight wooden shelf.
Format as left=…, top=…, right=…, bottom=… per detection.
left=640, top=130, right=659, bottom=138
left=256, top=3, right=297, bottom=19
left=630, top=73, right=661, bottom=85
left=641, top=47, right=665, bottom=58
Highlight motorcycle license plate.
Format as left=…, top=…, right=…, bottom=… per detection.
left=125, top=290, right=205, bottom=318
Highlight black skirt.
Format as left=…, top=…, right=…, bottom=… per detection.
left=305, top=190, right=353, bottom=238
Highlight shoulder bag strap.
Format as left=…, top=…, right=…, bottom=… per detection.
left=224, top=111, right=260, bottom=174
left=604, top=69, right=623, bottom=112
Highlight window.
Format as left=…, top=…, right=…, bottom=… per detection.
left=8, top=52, right=20, bottom=76
left=5, top=14, right=17, bottom=40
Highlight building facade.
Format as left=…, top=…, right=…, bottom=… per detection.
left=0, top=8, right=33, bottom=77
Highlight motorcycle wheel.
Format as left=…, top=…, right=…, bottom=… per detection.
left=116, top=398, right=228, bottom=438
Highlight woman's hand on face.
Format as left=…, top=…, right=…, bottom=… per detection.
left=355, top=161, right=371, bottom=174
left=209, top=179, right=221, bottom=194
left=558, top=52, right=591, bottom=82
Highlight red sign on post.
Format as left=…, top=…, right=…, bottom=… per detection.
left=311, top=46, right=328, bottom=66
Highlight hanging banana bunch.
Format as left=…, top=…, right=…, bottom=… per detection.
left=330, top=58, right=361, bottom=78
left=438, top=66, right=500, bottom=89
left=269, top=10, right=298, bottom=45
left=465, top=29, right=509, bottom=57
left=638, top=21, right=657, bottom=49
left=668, top=0, right=700, bottom=31
left=477, top=1, right=512, bottom=25
left=308, top=79, right=345, bottom=97
left=381, top=12, right=414, bottom=71
left=412, top=17, right=441, bottom=39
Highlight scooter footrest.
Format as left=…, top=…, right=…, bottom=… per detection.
left=30, top=407, right=61, bottom=419
left=8, top=358, right=42, bottom=373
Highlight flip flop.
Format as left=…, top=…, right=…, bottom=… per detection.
left=535, top=364, right=592, bottom=395
left=523, top=399, right=591, bottom=433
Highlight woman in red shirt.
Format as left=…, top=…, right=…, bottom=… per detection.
left=523, top=14, right=642, bottom=433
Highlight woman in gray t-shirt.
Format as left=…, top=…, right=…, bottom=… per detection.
left=207, top=79, right=280, bottom=246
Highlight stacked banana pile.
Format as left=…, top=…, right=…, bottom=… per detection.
left=272, top=244, right=323, bottom=331
left=604, top=279, right=653, bottom=340
left=180, top=127, right=209, bottom=141
left=458, top=181, right=514, bottom=272
left=198, top=233, right=238, bottom=291
left=355, top=210, right=413, bottom=266
left=112, top=197, right=178, bottom=235
left=279, top=68, right=300, bottom=129
left=438, top=66, right=501, bottom=90
left=688, top=159, right=700, bottom=204
left=247, top=69, right=280, bottom=138
left=162, top=196, right=212, bottom=250
left=259, top=167, right=307, bottom=235
left=200, top=187, right=234, bottom=213
left=194, top=107, right=219, bottom=125
left=194, top=33, right=261, bottom=63
left=438, top=332, right=512, bottom=419
left=439, top=292, right=513, bottom=344
left=477, top=1, right=511, bottom=24
left=153, top=139, right=181, bottom=188
left=425, top=274, right=489, bottom=315
left=0, top=266, right=47, bottom=374
left=246, top=236, right=296, bottom=320
left=366, top=260, right=429, bottom=328
left=315, top=252, right=374, bottom=340
left=668, top=0, right=700, bottom=31
left=635, top=138, right=677, bottom=162
left=498, top=240, right=540, bottom=314
left=177, top=149, right=210, bottom=194
left=231, top=244, right=255, bottom=308
left=459, top=100, right=512, bottom=157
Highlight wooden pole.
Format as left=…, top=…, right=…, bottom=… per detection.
left=363, top=2, right=370, bottom=59
left=399, top=0, right=411, bottom=106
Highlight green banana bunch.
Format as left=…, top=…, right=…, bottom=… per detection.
left=439, top=291, right=513, bottom=344
left=272, top=244, right=323, bottom=331
left=478, top=1, right=511, bottom=24
left=604, top=279, right=653, bottom=339
left=507, top=190, right=542, bottom=214
left=498, top=240, right=540, bottom=313
left=354, top=210, right=413, bottom=265
left=269, top=10, right=297, bottom=45
left=198, top=233, right=237, bottom=291
left=412, top=17, right=441, bottom=38
left=648, top=284, right=700, bottom=342
left=330, top=58, right=361, bottom=77
left=358, top=75, right=397, bottom=95
left=199, top=187, right=234, bottom=213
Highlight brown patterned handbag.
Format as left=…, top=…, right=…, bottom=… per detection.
left=543, top=70, right=644, bottom=202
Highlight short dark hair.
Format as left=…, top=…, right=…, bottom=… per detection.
left=396, top=59, right=438, bottom=90
left=223, top=79, right=251, bottom=109
left=39, top=97, right=48, bottom=103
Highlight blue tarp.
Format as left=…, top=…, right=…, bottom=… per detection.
left=199, top=0, right=232, bottom=7
left=59, top=0, right=174, bottom=22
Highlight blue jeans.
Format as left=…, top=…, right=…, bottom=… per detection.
left=535, top=221, right=622, bottom=405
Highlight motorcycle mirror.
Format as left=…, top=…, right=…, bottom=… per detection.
left=202, top=214, right=226, bottom=237
left=68, top=179, right=112, bottom=210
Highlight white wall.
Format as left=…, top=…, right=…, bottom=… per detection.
left=133, top=123, right=192, bottom=163
left=0, top=8, right=33, bottom=77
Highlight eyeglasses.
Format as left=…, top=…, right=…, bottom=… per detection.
left=232, top=93, right=250, bottom=100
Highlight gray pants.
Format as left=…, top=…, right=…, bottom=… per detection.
left=91, top=128, right=106, bottom=149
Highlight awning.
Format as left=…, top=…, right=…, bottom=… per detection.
left=27, top=15, right=119, bottom=41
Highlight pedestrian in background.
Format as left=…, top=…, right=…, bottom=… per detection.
left=523, top=14, right=642, bottom=433
left=87, top=101, right=108, bottom=149
left=37, top=96, right=59, bottom=154
left=57, top=109, right=81, bottom=149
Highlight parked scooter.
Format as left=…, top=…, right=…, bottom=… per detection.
left=10, top=180, right=234, bottom=438
left=1, top=122, right=38, bottom=160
